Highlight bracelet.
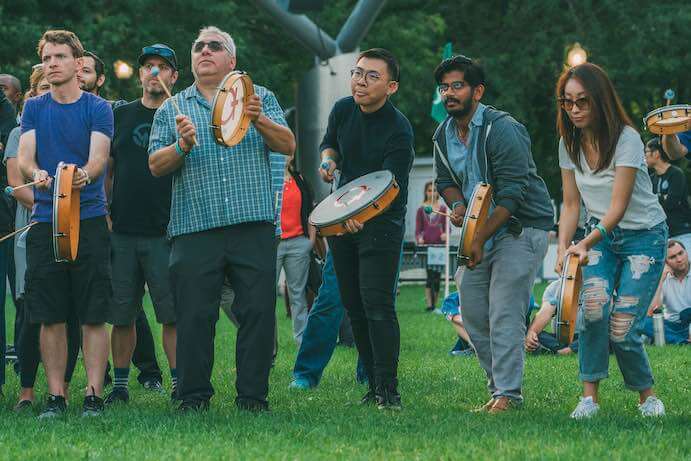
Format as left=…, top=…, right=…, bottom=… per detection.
left=175, top=139, right=190, bottom=157
left=451, top=200, right=465, bottom=210
left=81, top=168, right=91, bottom=185
left=595, top=223, right=609, bottom=243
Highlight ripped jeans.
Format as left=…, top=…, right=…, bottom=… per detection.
left=578, top=220, right=667, bottom=390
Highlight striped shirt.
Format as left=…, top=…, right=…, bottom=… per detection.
left=149, top=83, right=288, bottom=238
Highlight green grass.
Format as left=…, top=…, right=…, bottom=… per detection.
left=1, top=285, right=689, bottom=460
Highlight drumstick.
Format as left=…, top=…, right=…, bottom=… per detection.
left=664, top=88, right=675, bottom=106
left=5, top=177, right=49, bottom=195
left=151, top=67, right=198, bottom=146
left=423, top=205, right=452, bottom=218
left=0, top=221, right=37, bottom=243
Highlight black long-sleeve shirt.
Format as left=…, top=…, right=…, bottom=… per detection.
left=650, top=164, right=691, bottom=237
left=319, top=97, right=415, bottom=224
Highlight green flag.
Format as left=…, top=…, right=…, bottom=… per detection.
left=431, top=42, right=453, bottom=123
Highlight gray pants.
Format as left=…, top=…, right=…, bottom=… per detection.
left=276, top=235, right=312, bottom=345
left=458, top=227, right=548, bottom=401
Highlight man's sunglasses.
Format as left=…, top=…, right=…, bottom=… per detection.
left=193, top=40, right=228, bottom=53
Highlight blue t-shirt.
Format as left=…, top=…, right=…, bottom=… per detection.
left=21, top=92, right=113, bottom=222
left=679, top=131, right=691, bottom=159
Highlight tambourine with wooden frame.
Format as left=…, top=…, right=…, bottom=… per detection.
left=456, top=182, right=492, bottom=266
left=309, top=170, right=399, bottom=237
left=555, top=253, right=582, bottom=344
left=52, top=162, right=80, bottom=263
left=644, top=104, right=691, bottom=135
left=211, top=71, right=254, bottom=147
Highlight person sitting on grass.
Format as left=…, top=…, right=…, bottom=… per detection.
left=525, top=279, right=579, bottom=355
left=440, top=291, right=474, bottom=357
left=642, top=240, right=691, bottom=345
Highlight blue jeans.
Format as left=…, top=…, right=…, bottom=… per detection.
left=641, top=311, right=690, bottom=345
left=293, top=251, right=365, bottom=386
left=578, top=221, right=667, bottom=390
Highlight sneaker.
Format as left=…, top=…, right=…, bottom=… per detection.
left=141, top=379, right=164, bottom=393
left=177, top=399, right=210, bottom=413
left=82, top=395, right=104, bottom=417
left=450, top=348, right=475, bottom=357
left=487, top=396, right=521, bottom=414
left=14, top=399, right=33, bottom=413
left=38, top=394, right=67, bottom=419
left=104, top=387, right=129, bottom=405
left=638, top=396, right=665, bottom=417
left=471, top=398, right=496, bottom=413
left=425, top=306, right=435, bottom=313
left=359, top=388, right=377, bottom=405
left=570, top=396, right=600, bottom=419
left=288, top=378, right=313, bottom=390
left=375, top=386, right=402, bottom=411
left=236, top=398, right=269, bottom=413
left=171, top=390, right=181, bottom=402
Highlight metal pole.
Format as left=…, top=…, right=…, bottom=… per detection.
left=444, top=210, right=450, bottom=298
left=255, top=0, right=338, bottom=60
left=336, top=0, right=388, bottom=52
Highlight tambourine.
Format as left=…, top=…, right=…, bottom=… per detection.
left=52, top=162, right=80, bottom=262
left=309, top=170, right=399, bottom=237
left=456, top=183, right=492, bottom=266
left=644, top=104, right=691, bottom=135
left=555, top=253, right=582, bottom=344
left=211, top=71, right=254, bottom=147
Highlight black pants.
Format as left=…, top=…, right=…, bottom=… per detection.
left=171, top=222, right=276, bottom=404
left=327, top=219, right=403, bottom=388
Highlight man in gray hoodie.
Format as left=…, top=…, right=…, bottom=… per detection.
left=433, top=55, right=553, bottom=413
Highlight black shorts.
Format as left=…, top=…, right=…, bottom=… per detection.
left=109, top=232, right=175, bottom=326
left=25, top=216, right=111, bottom=325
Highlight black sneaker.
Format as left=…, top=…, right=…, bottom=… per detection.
left=177, top=399, right=209, bottom=413
left=236, top=398, right=269, bottom=413
left=376, top=386, right=402, bottom=411
left=141, top=379, right=164, bottom=393
left=360, top=388, right=377, bottom=405
left=104, top=387, right=129, bottom=405
left=82, top=395, right=105, bottom=417
left=171, top=389, right=181, bottom=402
left=38, top=394, right=67, bottom=419
left=14, top=399, right=33, bottom=413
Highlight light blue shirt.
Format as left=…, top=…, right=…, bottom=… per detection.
left=444, top=103, right=486, bottom=202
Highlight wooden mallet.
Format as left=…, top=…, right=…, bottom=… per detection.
left=423, top=205, right=452, bottom=219
left=0, top=221, right=37, bottom=243
left=5, top=177, right=49, bottom=196
left=151, top=66, right=197, bottom=146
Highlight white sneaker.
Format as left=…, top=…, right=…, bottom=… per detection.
left=638, top=396, right=665, bottom=417
left=570, top=396, right=600, bottom=419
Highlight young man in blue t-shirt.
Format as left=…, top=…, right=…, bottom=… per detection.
left=17, top=30, right=113, bottom=418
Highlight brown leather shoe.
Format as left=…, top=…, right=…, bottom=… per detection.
left=487, top=396, right=518, bottom=414
left=471, top=398, right=496, bottom=413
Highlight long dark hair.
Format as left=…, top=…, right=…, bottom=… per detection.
left=555, top=63, right=634, bottom=173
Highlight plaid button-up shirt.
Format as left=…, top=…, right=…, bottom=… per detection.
left=149, top=83, right=288, bottom=238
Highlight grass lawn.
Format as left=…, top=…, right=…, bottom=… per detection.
left=1, top=284, right=689, bottom=460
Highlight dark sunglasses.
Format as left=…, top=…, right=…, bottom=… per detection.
left=193, top=40, right=226, bottom=53
left=559, top=96, right=590, bottom=111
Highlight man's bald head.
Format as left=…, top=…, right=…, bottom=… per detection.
left=0, top=74, right=22, bottom=107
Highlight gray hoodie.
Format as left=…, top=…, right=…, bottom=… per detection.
left=433, top=106, right=554, bottom=231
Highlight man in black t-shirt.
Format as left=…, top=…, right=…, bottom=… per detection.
left=105, top=44, right=179, bottom=405
left=319, top=48, right=414, bottom=410
left=645, top=137, right=691, bottom=248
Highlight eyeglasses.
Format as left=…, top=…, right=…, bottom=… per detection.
left=559, top=96, right=590, bottom=111
left=193, top=40, right=227, bottom=53
left=437, top=81, right=467, bottom=94
left=350, top=68, right=382, bottom=84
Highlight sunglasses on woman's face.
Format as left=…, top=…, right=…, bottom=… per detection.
left=559, top=96, right=590, bottom=111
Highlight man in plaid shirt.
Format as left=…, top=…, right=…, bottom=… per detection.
left=149, top=26, right=295, bottom=413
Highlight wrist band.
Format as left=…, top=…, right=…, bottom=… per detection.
left=595, top=223, right=609, bottom=243
left=175, top=139, right=189, bottom=157
left=451, top=200, right=465, bottom=210
left=79, top=168, right=91, bottom=185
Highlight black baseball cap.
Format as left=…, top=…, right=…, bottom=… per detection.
left=138, top=43, right=177, bottom=70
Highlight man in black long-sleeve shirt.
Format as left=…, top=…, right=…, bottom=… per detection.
left=319, top=48, right=414, bottom=410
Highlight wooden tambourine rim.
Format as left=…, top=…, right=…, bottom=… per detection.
left=309, top=171, right=399, bottom=237
left=211, top=71, right=254, bottom=147
left=644, top=104, right=691, bottom=135
left=52, top=162, right=80, bottom=262
left=556, top=253, right=582, bottom=344
left=457, top=183, right=492, bottom=265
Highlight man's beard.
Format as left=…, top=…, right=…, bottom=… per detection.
left=444, top=95, right=473, bottom=118
left=80, top=80, right=97, bottom=93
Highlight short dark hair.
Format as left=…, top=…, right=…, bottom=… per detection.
left=434, top=55, right=485, bottom=87
left=646, top=137, right=670, bottom=163
left=83, top=51, right=105, bottom=77
left=357, top=48, right=400, bottom=82
left=668, top=239, right=685, bottom=250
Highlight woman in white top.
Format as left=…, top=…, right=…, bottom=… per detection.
left=555, top=63, right=667, bottom=420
